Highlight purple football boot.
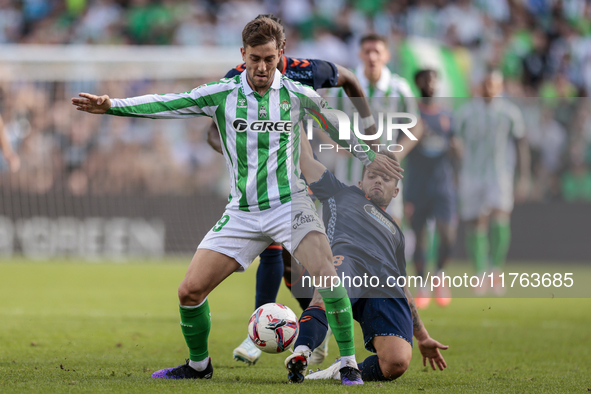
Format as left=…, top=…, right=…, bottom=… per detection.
left=151, top=359, right=213, bottom=379
left=339, top=366, right=364, bottom=385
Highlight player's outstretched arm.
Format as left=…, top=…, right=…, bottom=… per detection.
left=72, top=93, right=111, bottom=114
left=299, top=134, right=327, bottom=185
left=334, top=64, right=377, bottom=136
left=404, top=285, right=448, bottom=371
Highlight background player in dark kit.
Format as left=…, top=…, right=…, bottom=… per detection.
left=405, top=69, right=460, bottom=309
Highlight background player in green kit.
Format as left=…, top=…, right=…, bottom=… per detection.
left=71, top=16, right=402, bottom=385
left=330, top=33, right=423, bottom=225
left=454, top=69, right=530, bottom=295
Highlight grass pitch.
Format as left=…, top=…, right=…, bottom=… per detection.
left=0, top=258, right=590, bottom=393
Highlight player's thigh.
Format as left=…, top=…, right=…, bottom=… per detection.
left=459, top=178, right=488, bottom=221
left=292, top=231, right=334, bottom=278
left=409, top=199, right=433, bottom=245
left=487, top=178, right=514, bottom=215
left=434, top=192, right=458, bottom=244
left=353, top=298, right=413, bottom=354
left=179, top=248, right=241, bottom=305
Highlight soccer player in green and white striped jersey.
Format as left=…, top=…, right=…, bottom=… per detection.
left=330, top=33, right=422, bottom=225
left=72, top=16, right=402, bottom=385
left=454, top=69, right=530, bottom=295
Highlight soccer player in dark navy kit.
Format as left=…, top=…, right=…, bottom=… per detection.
left=405, top=69, right=460, bottom=309
left=204, top=14, right=380, bottom=366
left=283, top=132, right=448, bottom=383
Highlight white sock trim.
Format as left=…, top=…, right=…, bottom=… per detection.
left=340, top=355, right=357, bottom=369
left=294, top=345, right=311, bottom=354
left=180, top=297, right=207, bottom=309
left=189, top=357, right=210, bottom=371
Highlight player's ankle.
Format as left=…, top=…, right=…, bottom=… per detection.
left=340, top=355, right=357, bottom=369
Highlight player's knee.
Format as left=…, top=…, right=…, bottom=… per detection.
left=178, top=280, right=206, bottom=306
left=379, top=357, right=410, bottom=380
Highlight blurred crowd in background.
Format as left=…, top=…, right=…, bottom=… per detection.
left=1, top=0, right=591, bottom=202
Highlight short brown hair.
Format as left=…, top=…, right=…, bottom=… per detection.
left=242, top=16, right=285, bottom=49
left=360, top=33, right=388, bottom=47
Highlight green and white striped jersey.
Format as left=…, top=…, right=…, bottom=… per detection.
left=454, top=98, right=525, bottom=182
left=331, top=65, right=419, bottom=185
left=106, top=69, right=375, bottom=212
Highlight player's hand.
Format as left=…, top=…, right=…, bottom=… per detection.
left=366, top=153, right=404, bottom=181
left=364, top=124, right=377, bottom=136
left=72, top=93, right=111, bottom=114
left=417, top=336, right=448, bottom=371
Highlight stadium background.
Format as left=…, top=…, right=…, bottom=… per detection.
left=1, top=0, right=591, bottom=261
left=1, top=1, right=590, bottom=392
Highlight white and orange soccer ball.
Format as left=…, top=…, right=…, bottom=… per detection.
left=247, top=303, right=299, bottom=353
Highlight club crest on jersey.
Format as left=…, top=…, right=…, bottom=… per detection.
left=259, top=104, right=267, bottom=119
left=280, top=100, right=290, bottom=111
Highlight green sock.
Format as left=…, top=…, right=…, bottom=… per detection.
left=466, top=229, right=489, bottom=273
left=490, top=221, right=511, bottom=270
left=427, top=228, right=440, bottom=269
left=179, top=300, right=211, bottom=361
left=318, top=285, right=355, bottom=357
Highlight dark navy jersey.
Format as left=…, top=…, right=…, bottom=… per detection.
left=406, top=104, right=455, bottom=199
left=224, top=56, right=339, bottom=91
left=309, top=170, right=406, bottom=298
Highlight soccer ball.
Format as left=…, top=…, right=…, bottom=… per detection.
left=248, top=303, right=299, bottom=353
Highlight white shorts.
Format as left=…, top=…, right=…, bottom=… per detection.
left=198, top=193, right=326, bottom=271
left=459, top=177, right=513, bottom=220
left=385, top=181, right=404, bottom=221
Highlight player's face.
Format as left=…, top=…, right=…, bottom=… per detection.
left=418, top=72, right=437, bottom=98
left=359, top=40, right=390, bottom=77
left=241, top=41, right=283, bottom=91
left=482, top=73, right=503, bottom=98
left=359, top=170, right=399, bottom=208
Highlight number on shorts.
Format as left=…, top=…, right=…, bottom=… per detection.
left=212, top=215, right=230, bottom=232
left=333, top=255, right=345, bottom=266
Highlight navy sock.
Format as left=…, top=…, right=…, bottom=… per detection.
left=358, top=355, right=386, bottom=381
left=255, top=247, right=284, bottom=309
left=293, top=306, right=328, bottom=350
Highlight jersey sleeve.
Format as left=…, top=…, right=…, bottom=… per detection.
left=106, top=83, right=227, bottom=119
left=309, top=59, right=339, bottom=90
left=295, top=86, right=376, bottom=166
left=308, top=169, right=348, bottom=201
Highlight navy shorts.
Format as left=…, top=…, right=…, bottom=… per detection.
left=408, top=189, right=456, bottom=230
left=350, top=297, right=413, bottom=353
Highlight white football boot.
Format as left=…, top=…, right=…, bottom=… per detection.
left=306, top=358, right=341, bottom=380
left=233, top=336, right=261, bottom=366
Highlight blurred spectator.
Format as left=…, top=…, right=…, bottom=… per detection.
left=1, top=0, right=591, bottom=202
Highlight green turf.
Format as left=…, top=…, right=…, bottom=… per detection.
left=1, top=259, right=590, bottom=393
